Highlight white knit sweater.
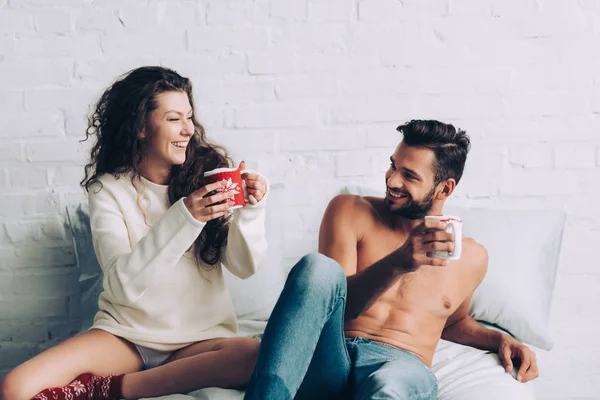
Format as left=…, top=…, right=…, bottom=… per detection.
left=88, top=172, right=268, bottom=351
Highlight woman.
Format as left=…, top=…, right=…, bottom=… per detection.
left=0, top=66, right=269, bottom=400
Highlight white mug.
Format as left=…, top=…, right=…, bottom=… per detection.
left=423, top=215, right=462, bottom=261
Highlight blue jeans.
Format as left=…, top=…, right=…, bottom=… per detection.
left=244, top=253, right=438, bottom=400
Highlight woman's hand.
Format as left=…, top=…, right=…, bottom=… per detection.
left=184, top=180, right=235, bottom=223
left=239, top=161, right=268, bottom=205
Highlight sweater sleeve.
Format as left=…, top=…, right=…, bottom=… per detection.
left=220, top=178, right=269, bottom=279
left=88, top=183, right=206, bottom=306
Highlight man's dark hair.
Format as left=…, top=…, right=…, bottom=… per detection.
left=397, top=119, right=471, bottom=185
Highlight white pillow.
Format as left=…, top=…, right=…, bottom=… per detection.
left=66, top=203, right=104, bottom=333
left=222, top=183, right=286, bottom=322
left=340, top=185, right=565, bottom=350
left=446, top=205, right=564, bottom=350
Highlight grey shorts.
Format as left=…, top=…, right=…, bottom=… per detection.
left=134, top=344, right=174, bottom=370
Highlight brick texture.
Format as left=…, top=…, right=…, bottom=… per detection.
left=0, top=1, right=598, bottom=398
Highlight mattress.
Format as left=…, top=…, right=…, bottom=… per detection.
left=145, top=321, right=535, bottom=400
left=433, top=339, right=535, bottom=400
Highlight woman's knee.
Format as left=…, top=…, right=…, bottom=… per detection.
left=1, top=369, right=37, bottom=400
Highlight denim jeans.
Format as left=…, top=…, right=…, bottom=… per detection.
left=244, top=253, right=438, bottom=400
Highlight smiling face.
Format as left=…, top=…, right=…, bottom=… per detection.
left=139, top=90, right=195, bottom=178
left=384, top=141, right=441, bottom=220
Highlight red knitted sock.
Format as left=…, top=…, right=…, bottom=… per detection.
left=32, top=373, right=125, bottom=400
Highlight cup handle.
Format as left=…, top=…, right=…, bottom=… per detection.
left=447, top=222, right=456, bottom=257
left=239, top=169, right=252, bottom=201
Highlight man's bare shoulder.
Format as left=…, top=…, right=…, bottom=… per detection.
left=328, top=193, right=378, bottom=213
left=326, top=194, right=380, bottom=227
left=462, top=236, right=489, bottom=284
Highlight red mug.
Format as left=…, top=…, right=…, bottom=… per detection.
left=203, top=167, right=250, bottom=209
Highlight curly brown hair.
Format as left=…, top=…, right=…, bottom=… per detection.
left=81, top=66, right=232, bottom=267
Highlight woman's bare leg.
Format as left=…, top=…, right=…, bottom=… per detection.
left=121, top=337, right=259, bottom=399
left=0, top=329, right=143, bottom=400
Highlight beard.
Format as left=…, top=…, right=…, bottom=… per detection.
left=384, top=185, right=436, bottom=220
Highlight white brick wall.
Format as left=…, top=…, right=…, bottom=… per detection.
left=0, top=1, right=598, bottom=398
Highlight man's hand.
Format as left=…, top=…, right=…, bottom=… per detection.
left=395, top=218, right=454, bottom=271
left=498, top=335, right=539, bottom=383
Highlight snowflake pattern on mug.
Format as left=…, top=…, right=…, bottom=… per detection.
left=221, top=178, right=240, bottom=195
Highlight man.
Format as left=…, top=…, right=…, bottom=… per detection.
left=244, top=120, right=538, bottom=400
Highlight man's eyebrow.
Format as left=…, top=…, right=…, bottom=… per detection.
left=402, top=167, right=422, bottom=180
left=390, top=157, right=422, bottom=180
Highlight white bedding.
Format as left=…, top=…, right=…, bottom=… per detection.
left=145, top=321, right=536, bottom=400
left=433, top=339, right=535, bottom=400
left=70, top=189, right=543, bottom=400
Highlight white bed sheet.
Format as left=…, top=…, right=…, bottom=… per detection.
left=145, top=320, right=535, bottom=400
left=433, top=339, right=535, bottom=400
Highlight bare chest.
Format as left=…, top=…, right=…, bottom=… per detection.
left=357, top=231, right=472, bottom=317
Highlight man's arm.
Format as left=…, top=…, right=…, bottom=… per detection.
left=318, top=195, right=405, bottom=321
left=442, top=297, right=504, bottom=351
left=318, top=194, right=450, bottom=321
left=442, top=245, right=539, bottom=383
